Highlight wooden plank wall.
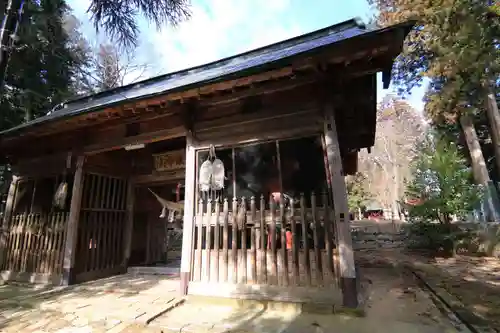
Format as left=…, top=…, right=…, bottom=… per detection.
left=1, top=212, right=68, bottom=283
left=191, top=192, right=338, bottom=288
left=73, top=173, right=128, bottom=283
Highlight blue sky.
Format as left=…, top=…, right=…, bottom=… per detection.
left=67, top=0, right=427, bottom=111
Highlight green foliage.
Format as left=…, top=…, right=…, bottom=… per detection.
left=87, top=0, right=191, bottom=49
left=369, top=0, right=499, bottom=123
left=406, top=221, right=479, bottom=256
left=346, top=172, right=372, bottom=211
left=0, top=0, right=90, bottom=130
left=405, top=134, right=482, bottom=223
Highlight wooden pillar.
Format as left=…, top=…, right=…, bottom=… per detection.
left=122, top=180, right=134, bottom=267
left=62, top=155, right=85, bottom=285
left=180, top=133, right=196, bottom=295
left=0, top=175, right=19, bottom=269
left=323, top=106, right=358, bottom=308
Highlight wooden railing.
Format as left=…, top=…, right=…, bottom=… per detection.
left=2, top=212, right=68, bottom=274
left=192, top=192, right=338, bottom=287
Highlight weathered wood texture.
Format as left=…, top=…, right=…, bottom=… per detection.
left=0, top=27, right=401, bottom=146
left=4, top=75, right=377, bottom=162
left=1, top=212, right=68, bottom=278
left=62, top=155, right=85, bottom=285
left=73, top=173, right=128, bottom=283
left=190, top=192, right=339, bottom=301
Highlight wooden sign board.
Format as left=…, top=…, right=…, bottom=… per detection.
left=153, top=150, right=185, bottom=172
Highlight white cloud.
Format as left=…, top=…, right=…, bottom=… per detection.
left=145, top=0, right=301, bottom=73
left=66, top=0, right=426, bottom=111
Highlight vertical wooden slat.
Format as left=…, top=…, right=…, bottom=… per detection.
left=196, top=199, right=203, bottom=281
left=250, top=196, right=257, bottom=283
left=114, top=211, right=122, bottom=266
left=240, top=197, right=247, bottom=284
left=62, top=156, right=85, bottom=285
left=90, top=213, right=99, bottom=271
left=204, top=199, right=212, bottom=281
left=311, top=192, right=322, bottom=285
left=45, top=213, right=56, bottom=273
left=14, top=215, right=23, bottom=272
left=280, top=198, right=288, bottom=286
left=180, top=134, right=197, bottom=294
left=102, top=213, right=110, bottom=270
left=231, top=197, right=238, bottom=284
left=52, top=213, right=61, bottom=273
left=222, top=198, right=229, bottom=282
left=322, top=191, right=334, bottom=281
left=112, top=179, right=123, bottom=266
left=93, top=174, right=102, bottom=210
left=36, top=215, right=44, bottom=273
left=9, top=215, right=17, bottom=271
left=9, top=215, right=19, bottom=270
left=83, top=212, right=93, bottom=272
left=21, top=214, right=32, bottom=272
left=108, top=211, right=116, bottom=267
left=290, top=199, right=299, bottom=285
left=300, top=193, right=311, bottom=286
left=59, top=212, right=68, bottom=273
left=97, top=212, right=106, bottom=270
left=259, top=195, right=266, bottom=284
left=104, top=212, right=113, bottom=269
left=101, top=178, right=111, bottom=269
left=270, top=196, right=277, bottom=285
left=213, top=199, right=220, bottom=282
left=324, top=107, right=357, bottom=307
left=0, top=176, right=19, bottom=270
left=123, top=180, right=134, bottom=267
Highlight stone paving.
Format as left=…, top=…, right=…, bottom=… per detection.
left=0, top=251, right=466, bottom=333
left=0, top=272, right=181, bottom=332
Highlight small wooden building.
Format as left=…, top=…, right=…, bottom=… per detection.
left=0, top=18, right=412, bottom=308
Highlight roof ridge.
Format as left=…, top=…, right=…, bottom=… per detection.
left=59, top=18, right=365, bottom=108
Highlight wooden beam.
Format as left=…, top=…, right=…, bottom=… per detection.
left=323, top=104, right=357, bottom=308
left=61, top=155, right=85, bottom=285
left=132, top=170, right=185, bottom=185
left=180, top=133, right=196, bottom=295
left=1, top=30, right=401, bottom=143
left=84, top=126, right=186, bottom=156
left=0, top=176, right=19, bottom=269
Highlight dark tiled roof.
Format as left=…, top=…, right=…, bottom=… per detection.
left=1, top=18, right=412, bottom=136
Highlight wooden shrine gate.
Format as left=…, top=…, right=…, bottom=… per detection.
left=189, top=192, right=341, bottom=303
left=73, top=173, right=128, bottom=283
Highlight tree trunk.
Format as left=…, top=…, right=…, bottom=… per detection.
left=484, top=90, right=500, bottom=180
left=392, top=162, right=399, bottom=220
left=460, top=113, right=499, bottom=221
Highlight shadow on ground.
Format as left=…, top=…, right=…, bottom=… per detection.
left=147, top=250, right=460, bottom=333
left=0, top=269, right=180, bottom=332
left=407, top=252, right=500, bottom=329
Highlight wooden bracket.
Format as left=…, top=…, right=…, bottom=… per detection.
left=182, top=102, right=197, bottom=136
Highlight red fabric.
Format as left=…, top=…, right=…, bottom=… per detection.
left=286, top=231, right=293, bottom=249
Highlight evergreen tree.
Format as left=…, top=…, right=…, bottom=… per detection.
left=346, top=172, right=372, bottom=213
left=0, top=0, right=89, bottom=130
left=406, top=135, right=481, bottom=223
left=369, top=0, right=500, bottom=186
left=87, top=0, right=191, bottom=49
